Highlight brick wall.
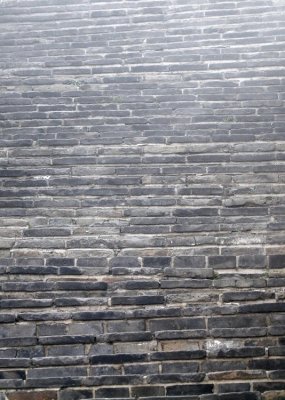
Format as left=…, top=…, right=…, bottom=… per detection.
left=0, top=0, right=285, bottom=399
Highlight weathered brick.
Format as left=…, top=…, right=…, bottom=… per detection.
left=248, top=359, right=285, bottom=370
left=161, top=362, right=199, bottom=374
left=72, top=311, right=125, bottom=321
left=90, top=353, right=148, bottom=364
left=208, top=256, right=236, bottom=269
left=269, top=254, right=285, bottom=268
left=7, top=392, right=57, bottom=400
left=27, top=366, right=87, bottom=379
left=103, top=332, right=152, bottom=343
left=209, top=347, right=265, bottom=358
left=217, top=383, right=251, bottom=394
left=167, top=384, right=214, bottom=396
left=38, top=335, right=95, bottom=345
left=107, top=320, right=145, bottom=333
left=238, top=255, right=267, bottom=269
left=149, top=318, right=205, bottom=332
left=94, top=387, right=130, bottom=398
left=143, top=257, right=171, bottom=268
left=150, top=350, right=206, bottom=361
left=111, top=296, right=164, bottom=306
left=208, top=316, right=266, bottom=329
left=131, top=386, right=165, bottom=397
left=222, top=291, right=275, bottom=302
left=58, top=390, right=92, bottom=400
left=148, top=373, right=205, bottom=384
left=173, top=256, right=206, bottom=268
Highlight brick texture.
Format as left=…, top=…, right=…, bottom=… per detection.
left=0, top=0, right=285, bottom=399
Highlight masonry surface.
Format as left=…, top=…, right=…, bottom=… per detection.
left=0, top=0, right=285, bottom=399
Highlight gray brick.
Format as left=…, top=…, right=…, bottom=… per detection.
left=208, top=316, right=266, bottom=329
left=107, top=320, right=145, bottom=333
left=143, top=257, right=171, bottom=268
left=167, top=384, right=213, bottom=396
left=58, top=389, right=93, bottom=400
left=208, top=256, right=236, bottom=269
left=111, top=295, right=164, bottom=306
left=27, top=366, right=87, bottom=379
left=162, top=362, right=199, bottom=374
left=173, top=256, right=206, bottom=268
left=149, top=318, right=205, bottom=332
left=109, top=257, right=141, bottom=269
left=269, top=254, right=285, bottom=268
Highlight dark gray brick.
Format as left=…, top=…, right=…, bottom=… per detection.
left=149, top=318, right=205, bottom=332
left=151, top=351, right=206, bottom=361
left=167, top=384, right=213, bottom=396
left=58, top=389, right=93, bottom=400
left=173, top=256, right=206, bottom=268
left=111, top=296, right=164, bottom=306
left=142, top=257, right=171, bottom=268
left=208, top=315, right=267, bottom=329
left=208, top=256, right=236, bottom=269
left=90, top=354, right=148, bottom=364
left=269, top=254, right=285, bottom=268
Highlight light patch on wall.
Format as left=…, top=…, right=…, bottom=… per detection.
left=272, top=0, right=285, bottom=4
left=206, top=339, right=237, bottom=352
left=34, top=176, right=50, bottom=180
